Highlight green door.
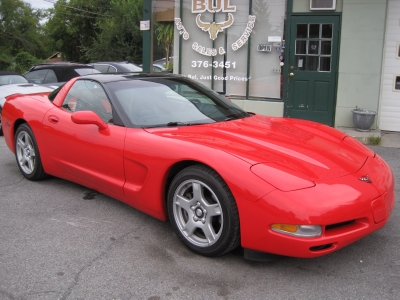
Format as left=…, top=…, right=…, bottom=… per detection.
left=286, top=15, right=340, bottom=126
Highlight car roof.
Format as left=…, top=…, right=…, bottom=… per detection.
left=0, top=71, right=23, bottom=76
left=90, top=61, right=140, bottom=66
left=29, top=63, right=93, bottom=70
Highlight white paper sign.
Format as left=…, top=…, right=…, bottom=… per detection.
left=268, top=36, right=282, bottom=42
left=140, top=20, right=150, bottom=31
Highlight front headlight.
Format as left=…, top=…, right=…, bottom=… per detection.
left=271, top=224, right=322, bottom=238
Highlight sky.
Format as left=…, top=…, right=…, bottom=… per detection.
left=23, top=0, right=55, bottom=9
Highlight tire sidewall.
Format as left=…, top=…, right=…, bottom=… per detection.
left=14, top=124, right=44, bottom=180
left=167, top=165, right=238, bottom=256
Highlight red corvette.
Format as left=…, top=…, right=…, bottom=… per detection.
left=1, top=73, right=394, bottom=259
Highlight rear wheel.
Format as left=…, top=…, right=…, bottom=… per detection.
left=167, top=165, right=240, bottom=256
left=15, top=124, right=47, bottom=181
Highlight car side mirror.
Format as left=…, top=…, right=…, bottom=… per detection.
left=71, top=111, right=108, bottom=130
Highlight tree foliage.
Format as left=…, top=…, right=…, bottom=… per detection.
left=14, top=52, right=41, bottom=73
left=82, top=0, right=143, bottom=63
left=0, top=0, right=49, bottom=70
left=155, top=22, right=174, bottom=70
left=0, top=0, right=172, bottom=70
left=45, top=0, right=114, bottom=63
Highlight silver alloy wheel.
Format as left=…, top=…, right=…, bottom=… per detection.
left=172, top=179, right=223, bottom=247
left=16, top=130, right=36, bottom=174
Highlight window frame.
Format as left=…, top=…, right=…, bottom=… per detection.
left=393, top=75, right=400, bottom=92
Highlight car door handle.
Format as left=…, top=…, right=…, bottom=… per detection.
left=48, top=115, right=59, bottom=124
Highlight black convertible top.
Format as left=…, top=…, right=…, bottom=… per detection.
left=78, top=72, right=182, bottom=84
left=0, top=71, right=22, bottom=76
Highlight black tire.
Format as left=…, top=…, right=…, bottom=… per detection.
left=0, top=106, right=3, bottom=136
left=167, top=164, right=240, bottom=256
left=14, top=124, right=47, bottom=181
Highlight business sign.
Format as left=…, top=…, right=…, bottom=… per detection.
left=175, top=0, right=256, bottom=57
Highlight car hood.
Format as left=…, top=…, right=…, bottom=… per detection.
left=0, top=83, right=55, bottom=106
left=145, top=115, right=374, bottom=181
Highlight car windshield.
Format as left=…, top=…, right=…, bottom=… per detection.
left=106, top=77, right=249, bottom=127
left=75, top=68, right=100, bottom=75
left=0, top=75, right=28, bottom=85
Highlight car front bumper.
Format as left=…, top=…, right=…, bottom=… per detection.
left=238, top=154, right=395, bottom=258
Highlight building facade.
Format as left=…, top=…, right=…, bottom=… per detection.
left=149, top=0, right=399, bottom=131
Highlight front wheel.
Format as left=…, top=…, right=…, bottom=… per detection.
left=167, top=165, right=240, bottom=257
left=14, top=124, right=47, bottom=181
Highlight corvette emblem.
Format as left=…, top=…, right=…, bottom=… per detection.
left=359, top=175, right=372, bottom=183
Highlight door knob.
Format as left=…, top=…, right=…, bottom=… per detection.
left=289, top=73, right=294, bottom=77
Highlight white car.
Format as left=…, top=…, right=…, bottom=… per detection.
left=0, top=83, right=55, bottom=136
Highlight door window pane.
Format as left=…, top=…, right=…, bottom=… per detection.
left=297, top=24, right=307, bottom=38
left=293, top=22, right=334, bottom=73
left=63, top=80, right=113, bottom=122
left=309, top=24, right=320, bottom=38
left=322, top=24, right=333, bottom=38
left=320, top=57, right=331, bottom=72
left=308, top=41, right=319, bottom=55
left=307, top=56, right=318, bottom=71
left=296, top=40, right=307, bottom=54
left=321, top=41, right=331, bottom=55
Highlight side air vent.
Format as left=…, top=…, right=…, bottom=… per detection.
left=310, top=0, right=336, bottom=10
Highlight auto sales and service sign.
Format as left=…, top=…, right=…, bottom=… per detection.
left=175, top=0, right=256, bottom=57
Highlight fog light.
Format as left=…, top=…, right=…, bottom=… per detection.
left=271, top=224, right=322, bottom=238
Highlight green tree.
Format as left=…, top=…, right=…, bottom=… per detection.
left=45, top=0, right=113, bottom=62
left=155, top=21, right=174, bottom=71
left=14, top=52, right=41, bottom=73
left=82, top=0, right=143, bottom=63
left=0, top=0, right=49, bottom=69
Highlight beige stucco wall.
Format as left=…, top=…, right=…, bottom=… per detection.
left=334, top=0, right=387, bottom=128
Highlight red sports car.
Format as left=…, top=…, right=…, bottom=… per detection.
left=1, top=73, right=395, bottom=260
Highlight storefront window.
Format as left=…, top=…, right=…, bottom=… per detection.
left=172, top=0, right=287, bottom=100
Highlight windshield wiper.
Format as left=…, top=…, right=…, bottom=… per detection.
left=167, top=122, right=188, bottom=126
left=224, top=115, right=243, bottom=121
left=144, top=121, right=213, bottom=128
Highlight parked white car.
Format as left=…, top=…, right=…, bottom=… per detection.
left=0, top=82, right=55, bottom=136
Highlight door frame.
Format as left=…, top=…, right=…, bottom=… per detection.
left=283, top=3, right=342, bottom=126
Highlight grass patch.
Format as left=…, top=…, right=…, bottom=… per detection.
left=367, top=136, right=381, bottom=145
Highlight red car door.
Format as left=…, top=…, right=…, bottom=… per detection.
left=40, top=79, right=126, bottom=200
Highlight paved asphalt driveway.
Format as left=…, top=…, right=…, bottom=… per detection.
left=0, top=137, right=399, bottom=300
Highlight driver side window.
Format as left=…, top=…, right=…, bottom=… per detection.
left=62, top=80, right=113, bottom=123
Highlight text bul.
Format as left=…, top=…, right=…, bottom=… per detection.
left=192, top=0, right=236, bottom=13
